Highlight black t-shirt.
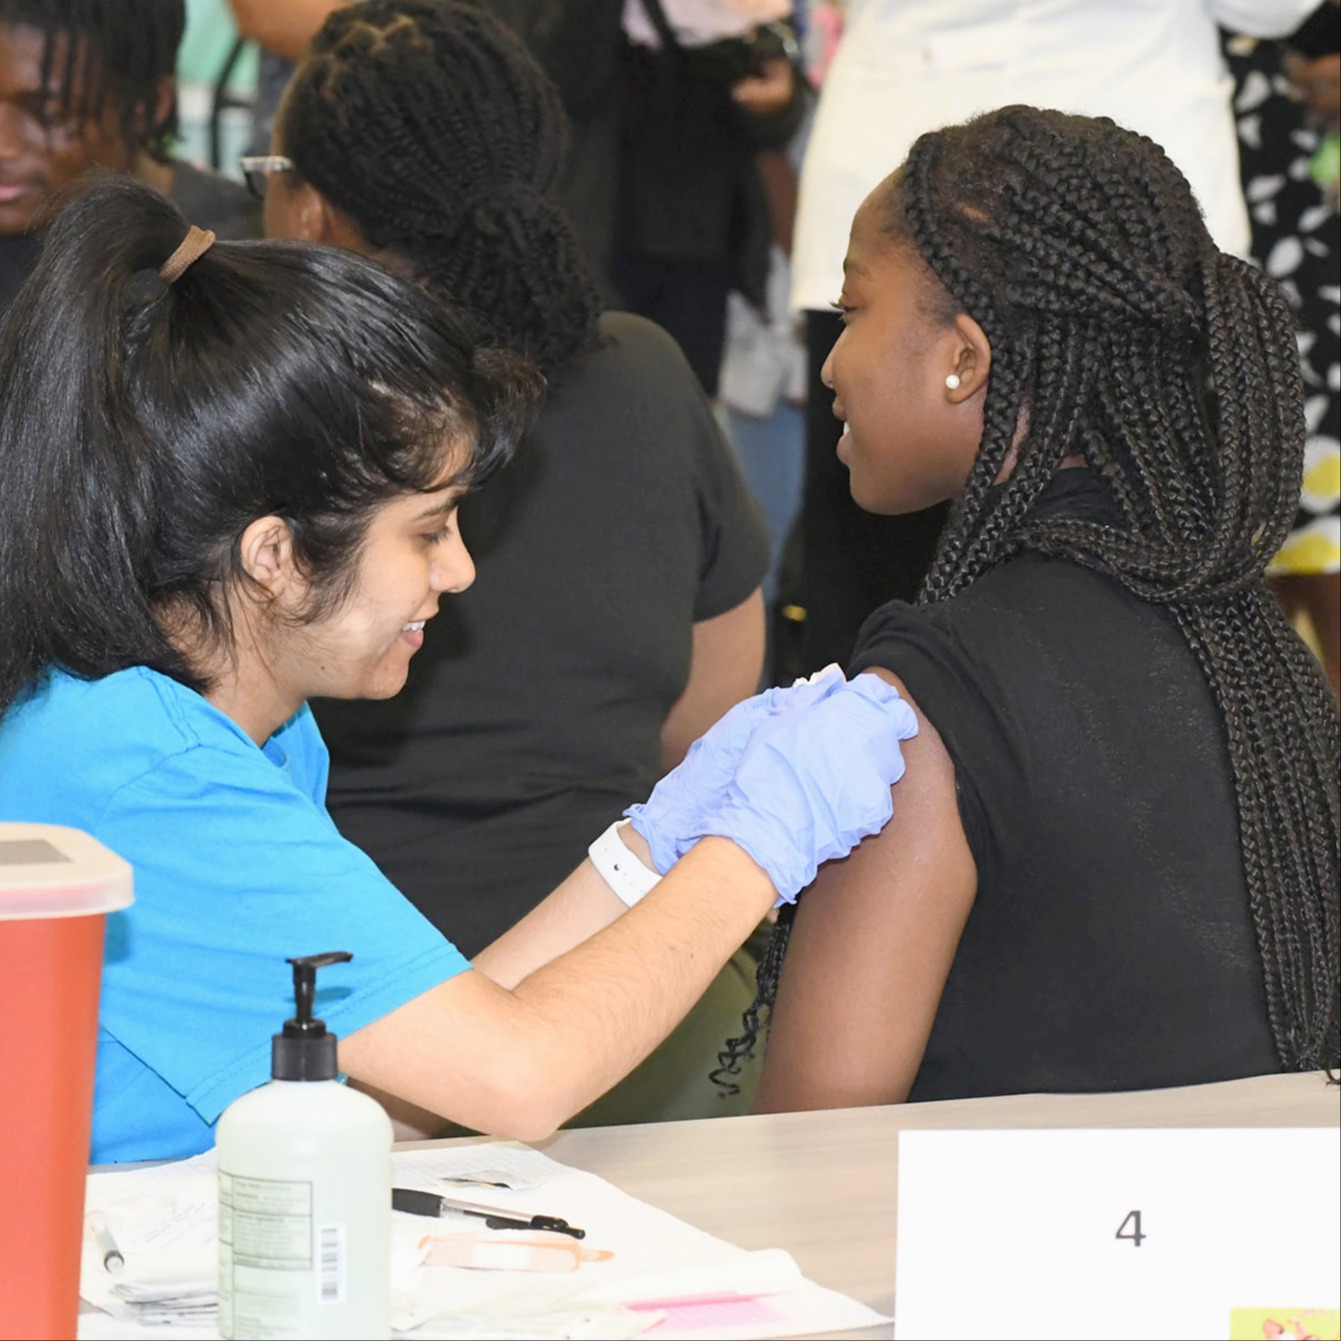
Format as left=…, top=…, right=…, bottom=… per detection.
left=0, top=161, right=258, bottom=316
left=848, top=470, right=1280, bottom=1100
left=314, top=311, right=769, bottom=955
left=167, top=160, right=260, bottom=241
left=0, top=233, right=41, bottom=315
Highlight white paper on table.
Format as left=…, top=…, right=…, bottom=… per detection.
left=80, top=1150, right=218, bottom=1330
left=78, top=1318, right=219, bottom=1341
left=79, top=1141, right=888, bottom=1341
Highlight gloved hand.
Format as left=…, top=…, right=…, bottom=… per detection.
left=694, top=672, right=918, bottom=903
left=626, top=664, right=845, bottom=874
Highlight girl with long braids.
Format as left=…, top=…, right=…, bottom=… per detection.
left=739, top=106, right=1341, bottom=1110
left=245, top=1, right=776, bottom=1122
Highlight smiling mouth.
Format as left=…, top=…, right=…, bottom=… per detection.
left=402, top=620, right=426, bottom=632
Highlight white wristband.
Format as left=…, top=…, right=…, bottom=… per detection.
left=588, top=819, right=662, bottom=907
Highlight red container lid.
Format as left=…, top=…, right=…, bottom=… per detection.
left=0, top=823, right=133, bottom=919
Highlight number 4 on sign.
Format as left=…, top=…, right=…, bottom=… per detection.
left=1116, top=1210, right=1146, bottom=1247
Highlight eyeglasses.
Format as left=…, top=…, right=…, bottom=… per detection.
left=239, top=155, right=295, bottom=200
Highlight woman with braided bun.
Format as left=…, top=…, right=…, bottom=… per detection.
left=737, top=106, right=1341, bottom=1111
left=253, top=1, right=777, bottom=1122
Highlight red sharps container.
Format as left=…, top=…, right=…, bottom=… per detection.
left=0, top=823, right=132, bottom=1340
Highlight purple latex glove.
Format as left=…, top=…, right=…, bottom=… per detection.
left=625, top=664, right=845, bottom=874
left=694, top=672, right=918, bottom=902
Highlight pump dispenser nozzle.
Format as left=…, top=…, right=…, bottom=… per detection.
left=271, top=951, right=353, bottom=1081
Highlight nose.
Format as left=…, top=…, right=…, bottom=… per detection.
left=0, top=104, right=27, bottom=160
left=820, top=347, right=836, bottom=392
left=432, top=529, right=476, bottom=595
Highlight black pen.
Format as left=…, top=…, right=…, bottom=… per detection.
left=391, top=1187, right=586, bottom=1239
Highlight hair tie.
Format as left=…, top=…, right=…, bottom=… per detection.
left=159, top=226, right=216, bottom=284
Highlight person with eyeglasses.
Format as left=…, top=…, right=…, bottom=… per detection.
left=239, top=153, right=294, bottom=200
left=0, top=0, right=259, bottom=314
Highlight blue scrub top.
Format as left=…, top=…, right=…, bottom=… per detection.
left=0, top=667, right=470, bottom=1163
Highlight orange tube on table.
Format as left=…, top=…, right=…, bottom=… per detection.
left=419, top=1231, right=613, bottom=1273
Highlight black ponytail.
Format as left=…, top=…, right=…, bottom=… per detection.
left=0, top=174, right=542, bottom=716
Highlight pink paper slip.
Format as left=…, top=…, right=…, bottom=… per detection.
left=627, top=1292, right=783, bottom=1333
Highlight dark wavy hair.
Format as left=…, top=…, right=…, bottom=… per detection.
left=0, top=174, right=543, bottom=715
left=0, top=0, right=184, bottom=160
left=276, top=0, right=601, bottom=384
left=716, top=106, right=1340, bottom=1090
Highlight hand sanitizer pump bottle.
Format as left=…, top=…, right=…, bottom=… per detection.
left=217, top=952, right=393, bottom=1340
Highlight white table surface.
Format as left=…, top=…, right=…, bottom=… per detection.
left=403, top=1070, right=1340, bottom=1340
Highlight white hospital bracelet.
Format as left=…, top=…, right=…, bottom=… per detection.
left=588, top=819, right=663, bottom=907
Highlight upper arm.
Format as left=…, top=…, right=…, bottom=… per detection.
left=94, top=746, right=466, bottom=1123
left=755, top=670, right=977, bottom=1112
left=657, top=362, right=770, bottom=770
left=660, top=589, right=766, bottom=771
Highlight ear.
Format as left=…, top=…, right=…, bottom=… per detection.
left=236, top=515, right=300, bottom=605
left=318, top=198, right=374, bottom=252
left=945, top=312, right=992, bottom=403
left=284, top=180, right=338, bottom=245
left=153, top=77, right=175, bottom=139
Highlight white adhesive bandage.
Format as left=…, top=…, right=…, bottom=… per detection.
left=588, top=819, right=662, bottom=907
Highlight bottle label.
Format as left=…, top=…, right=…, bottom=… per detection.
left=219, top=1172, right=347, bottom=1337
left=317, top=1223, right=347, bottom=1306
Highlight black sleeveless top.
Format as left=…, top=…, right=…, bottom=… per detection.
left=848, top=471, right=1280, bottom=1100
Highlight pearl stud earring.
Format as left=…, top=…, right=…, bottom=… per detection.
left=945, top=373, right=961, bottom=390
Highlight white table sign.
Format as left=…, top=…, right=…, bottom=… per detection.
left=894, top=1127, right=1339, bottom=1341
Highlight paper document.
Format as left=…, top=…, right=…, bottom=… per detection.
left=79, top=1141, right=888, bottom=1340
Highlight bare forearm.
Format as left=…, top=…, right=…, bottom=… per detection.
left=505, top=839, right=773, bottom=1118
left=342, top=838, right=776, bottom=1138
left=472, top=823, right=664, bottom=988
left=228, top=0, right=343, bottom=59
left=1208, top=0, right=1328, bottom=39
left=472, top=855, right=627, bottom=989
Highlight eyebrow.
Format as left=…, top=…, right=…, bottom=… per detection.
left=414, top=494, right=462, bottom=522
left=842, top=258, right=870, bottom=277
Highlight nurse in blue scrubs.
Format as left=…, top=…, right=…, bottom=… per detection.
left=0, top=176, right=916, bottom=1162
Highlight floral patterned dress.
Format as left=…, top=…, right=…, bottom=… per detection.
left=1226, top=31, right=1340, bottom=576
